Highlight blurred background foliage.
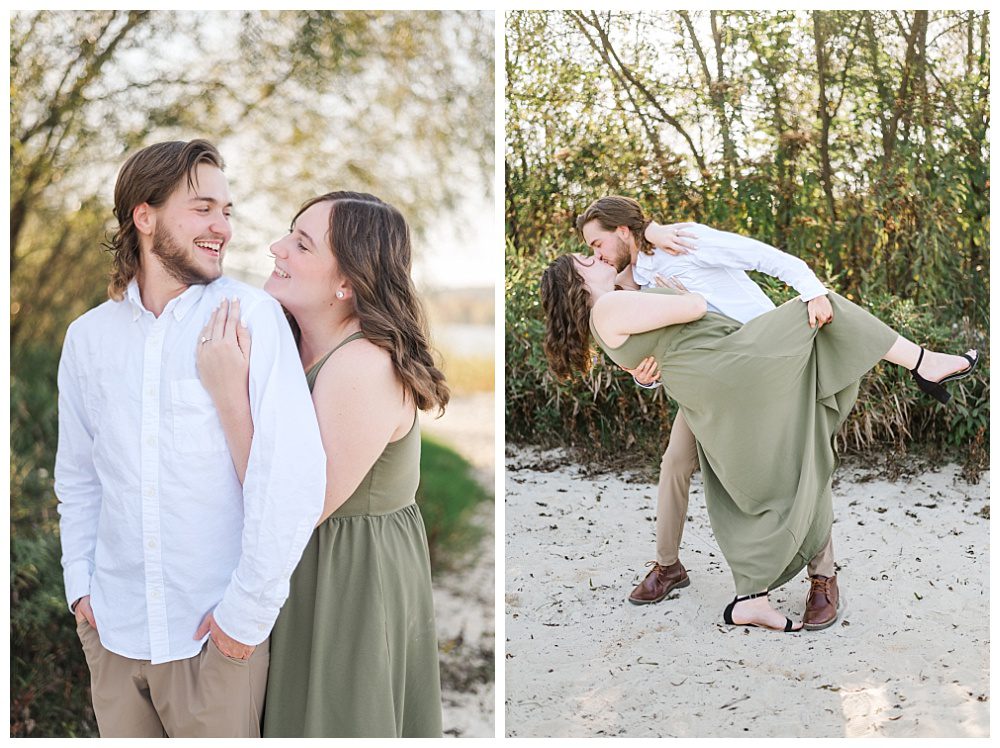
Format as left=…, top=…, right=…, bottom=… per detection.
left=11, top=10, right=493, bottom=737
left=12, top=9, right=493, bottom=347
left=505, top=10, right=988, bottom=473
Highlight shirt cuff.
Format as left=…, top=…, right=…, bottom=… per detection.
left=634, top=376, right=662, bottom=390
left=63, top=561, right=92, bottom=614
left=799, top=286, right=829, bottom=303
left=213, top=579, right=284, bottom=646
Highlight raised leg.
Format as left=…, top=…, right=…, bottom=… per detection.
left=882, top=335, right=977, bottom=381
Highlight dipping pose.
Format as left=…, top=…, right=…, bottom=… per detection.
left=540, top=253, right=977, bottom=631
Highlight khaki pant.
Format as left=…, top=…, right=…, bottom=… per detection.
left=76, top=620, right=269, bottom=737
left=656, top=411, right=836, bottom=578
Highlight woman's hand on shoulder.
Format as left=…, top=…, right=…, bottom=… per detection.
left=196, top=298, right=252, bottom=406
left=653, top=274, right=689, bottom=293
left=644, top=221, right=699, bottom=256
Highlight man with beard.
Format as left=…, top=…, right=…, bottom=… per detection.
left=55, top=139, right=326, bottom=736
left=575, top=195, right=842, bottom=631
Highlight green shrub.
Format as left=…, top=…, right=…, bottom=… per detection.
left=417, top=436, right=490, bottom=572
left=505, top=11, right=988, bottom=477
left=11, top=533, right=96, bottom=737
left=11, top=344, right=96, bottom=736
left=505, top=238, right=989, bottom=475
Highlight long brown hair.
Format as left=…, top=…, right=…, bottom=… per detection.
left=295, top=191, right=449, bottom=414
left=539, top=254, right=594, bottom=379
left=575, top=195, right=654, bottom=256
left=104, top=139, right=225, bottom=300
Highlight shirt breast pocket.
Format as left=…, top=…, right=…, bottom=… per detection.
left=171, top=379, right=228, bottom=454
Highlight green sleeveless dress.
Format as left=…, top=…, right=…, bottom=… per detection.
left=262, top=332, right=442, bottom=737
left=591, top=290, right=898, bottom=594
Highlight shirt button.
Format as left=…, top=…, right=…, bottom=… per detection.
left=147, top=538, right=157, bottom=549
left=151, top=589, right=161, bottom=599
left=144, top=486, right=155, bottom=497
left=146, top=436, right=156, bottom=447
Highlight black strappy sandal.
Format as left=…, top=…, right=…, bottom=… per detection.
left=723, top=591, right=801, bottom=633
left=910, top=348, right=979, bottom=405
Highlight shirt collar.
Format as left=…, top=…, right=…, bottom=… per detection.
left=171, top=283, right=206, bottom=321
left=635, top=251, right=657, bottom=268
left=125, top=279, right=145, bottom=322
left=124, top=279, right=208, bottom=322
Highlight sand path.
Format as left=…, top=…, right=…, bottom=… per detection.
left=505, top=448, right=989, bottom=738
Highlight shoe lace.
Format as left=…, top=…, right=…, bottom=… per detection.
left=810, top=575, right=832, bottom=596
left=644, top=560, right=673, bottom=576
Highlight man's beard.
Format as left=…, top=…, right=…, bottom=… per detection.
left=611, top=235, right=631, bottom=272
left=151, top=223, right=222, bottom=286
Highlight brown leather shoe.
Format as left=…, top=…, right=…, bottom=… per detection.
left=803, top=574, right=841, bottom=630
left=628, top=560, right=690, bottom=605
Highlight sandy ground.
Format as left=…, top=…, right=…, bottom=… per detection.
left=423, top=392, right=496, bottom=738
left=505, top=446, right=989, bottom=738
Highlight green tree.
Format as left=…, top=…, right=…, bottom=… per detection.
left=11, top=10, right=493, bottom=348
left=505, top=10, right=988, bottom=468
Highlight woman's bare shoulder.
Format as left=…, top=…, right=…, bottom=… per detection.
left=312, top=337, right=398, bottom=398
left=592, top=289, right=646, bottom=316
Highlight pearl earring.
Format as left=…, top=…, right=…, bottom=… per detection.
left=336, top=291, right=345, bottom=299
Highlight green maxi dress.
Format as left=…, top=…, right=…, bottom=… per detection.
left=262, top=332, right=443, bottom=737
left=591, top=290, right=898, bottom=595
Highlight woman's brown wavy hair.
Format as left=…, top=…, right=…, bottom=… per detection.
left=104, top=139, right=224, bottom=300
left=291, top=191, right=449, bottom=414
left=539, top=254, right=594, bottom=379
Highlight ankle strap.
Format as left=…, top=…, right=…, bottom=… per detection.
left=735, top=590, right=768, bottom=602
left=911, top=347, right=925, bottom=373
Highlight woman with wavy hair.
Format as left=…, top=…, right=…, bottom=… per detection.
left=196, top=192, right=448, bottom=736
left=540, top=253, right=977, bottom=633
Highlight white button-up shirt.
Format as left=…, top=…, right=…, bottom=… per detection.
left=55, top=277, right=326, bottom=664
left=633, top=223, right=828, bottom=324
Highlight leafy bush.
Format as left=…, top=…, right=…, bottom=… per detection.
left=11, top=533, right=96, bottom=737
left=417, top=436, right=490, bottom=572
left=505, top=11, right=989, bottom=478
left=11, top=345, right=96, bottom=737
left=505, top=238, right=989, bottom=475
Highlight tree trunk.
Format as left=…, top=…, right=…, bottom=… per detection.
left=812, top=11, right=838, bottom=224
left=570, top=11, right=709, bottom=176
